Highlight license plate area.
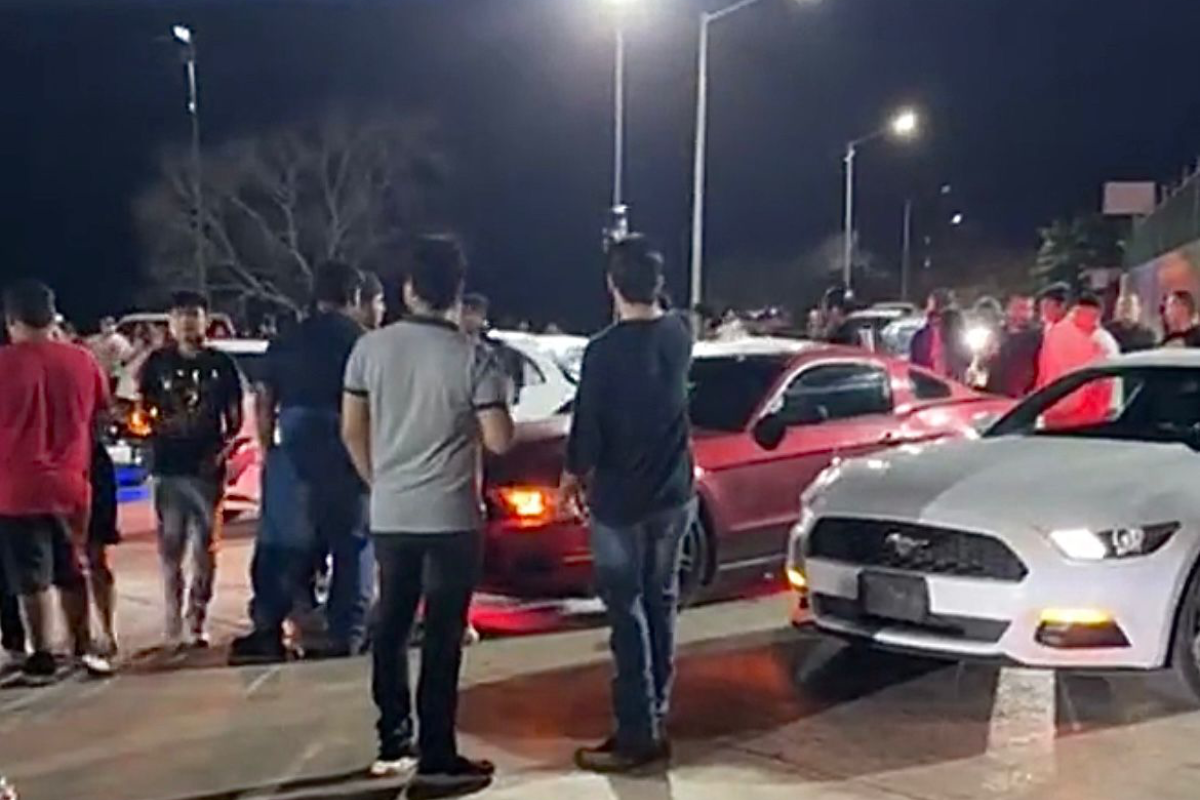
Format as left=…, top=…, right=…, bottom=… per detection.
left=858, top=571, right=929, bottom=624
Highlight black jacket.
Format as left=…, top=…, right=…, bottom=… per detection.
left=986, top=326, right=1042, bottom=398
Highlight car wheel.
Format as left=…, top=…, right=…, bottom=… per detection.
left=1167, top=560, right=1200, bottom=705
left=678, top=514, right=712, bottom=608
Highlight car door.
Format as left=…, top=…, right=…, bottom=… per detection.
left=712, top=360, right=899, bottom=566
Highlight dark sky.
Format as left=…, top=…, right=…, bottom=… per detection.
left=2, top=0, right=1199, bottom=329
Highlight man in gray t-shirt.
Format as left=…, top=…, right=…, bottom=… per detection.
left=341, top=236, right=513, bottom=793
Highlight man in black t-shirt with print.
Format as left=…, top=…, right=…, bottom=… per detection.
left=140, top=291, right=243, bottom=649
left=563, top=236, right=695, bottom=773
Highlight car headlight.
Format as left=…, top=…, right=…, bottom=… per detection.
left=963, top=325, right=992, bottom=355
left=1049, top=523, right=1180, bottom=560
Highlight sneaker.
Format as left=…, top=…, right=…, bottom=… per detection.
left=462, top=625, right=481, bottom=647
left=1, top=649, right=25, bottom=674
left=78, top=652, right=115, bottom=679
left=228, top=631, right=288, bottom=665
left=189, top=632, right=210, bottom=650
left=20, top=651, right=58, bottom=687
left=408, top=756, right=494, bottom=798
left=574, top=736, right=670, bottom=774
left=368, top=741, right=419, bottom=779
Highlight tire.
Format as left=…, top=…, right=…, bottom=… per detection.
left=1166, top=559, right=1200, bottom=706
left=678, top=513, right=713, bottom=608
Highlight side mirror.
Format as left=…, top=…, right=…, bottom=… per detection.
left=752, top=413, right=787, bottom=451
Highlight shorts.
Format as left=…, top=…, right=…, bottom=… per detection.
left=0, top=515, right=86, bottom=596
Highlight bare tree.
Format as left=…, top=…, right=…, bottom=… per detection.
left=136, top=114, right=447, bottom=311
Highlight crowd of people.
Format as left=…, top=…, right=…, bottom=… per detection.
left=0, top=233, right=697, bottom=796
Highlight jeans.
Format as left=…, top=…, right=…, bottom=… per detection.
left=372, top=531, right=481, bottom=766
left=590, top=499, right=695, bottom=750
left=154, top=474, right=222, bottom=640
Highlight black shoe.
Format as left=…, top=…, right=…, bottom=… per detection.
left=228, top=631, right=289, bottom=665
left=408, top=756, right=494, bottom=799
left=574, top=736, right=670, bottom=774
left=20, top=651, right=59, bottom=687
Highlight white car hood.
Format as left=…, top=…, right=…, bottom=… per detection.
left=817, top=435, right=1200, bottom=533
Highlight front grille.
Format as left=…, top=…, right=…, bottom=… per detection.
left=808, top=517, right=1028, bottom=582
left=814, top=593, right=1010, bottom=643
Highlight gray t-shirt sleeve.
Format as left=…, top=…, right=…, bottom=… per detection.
left=471, top=344, right=510, bottom=411
left=344, top=337, right=370, bottom=397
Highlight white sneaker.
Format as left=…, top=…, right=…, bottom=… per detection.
left=368, top=755, right=417, bottom=779
left=78, top=653, right=115, bottom=679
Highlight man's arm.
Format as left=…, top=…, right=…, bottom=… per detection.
left=472, top=345, right=516, bottom=456
left=560, top=347, right=600, bottom=499
left=254, top=383, right=278, bottom=451
left=341, top=392, right=372, bottom=484
left=477, top=407, right=515, bottom=456
left=222, top=360, right=245, bottom=444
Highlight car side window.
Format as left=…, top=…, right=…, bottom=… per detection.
left=520, top=353, right=546, bottom=387
left=909, top=369, right=952, bottom=401
left=779, top=363, right=892, bottom=425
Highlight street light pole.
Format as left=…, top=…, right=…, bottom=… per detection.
left=690, top=0, right=779, bottom=309
left=689, top=17, right=710, bottom=309
left=841, top=107, right=920, bottom=297
left=843, top=142, right=857, bottom=294
left=901, top=196, right=913, bottom=302
left=613, top=24, right=625, bottom=210
left=174, top=25, right=205, bottom=296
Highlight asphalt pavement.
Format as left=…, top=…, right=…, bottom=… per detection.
left=2, top=502, right=1200, bottom=800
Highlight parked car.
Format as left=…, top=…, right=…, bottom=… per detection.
left=489, top=331, right=585, bottom=422
left=482, top=338, right=1012, bottom=603
left=116, top=311, right=236, bottom=342
left=830, top=305, right=919, bottom=351
left=790, top=349, right=1200, bottom=700
left=111, top=333, right=585, bottom=514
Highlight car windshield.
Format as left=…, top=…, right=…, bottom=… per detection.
left=688, top=355, right=791, bottom=433
left=987, top=366, right=1200, bottom=447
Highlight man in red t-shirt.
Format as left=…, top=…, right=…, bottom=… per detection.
left=0, top=280, right=110, bottom=683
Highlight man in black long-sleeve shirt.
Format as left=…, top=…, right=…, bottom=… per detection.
left=562, top=235, right=695, bottom=774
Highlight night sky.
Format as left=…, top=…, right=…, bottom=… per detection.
left=2, top=0, right=1199, bottom=330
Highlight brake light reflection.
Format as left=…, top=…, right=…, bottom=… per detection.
left=492, top=486, right=583, bottom=529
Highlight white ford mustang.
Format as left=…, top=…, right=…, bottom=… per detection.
left=789, top=349, right=1200, bottom=699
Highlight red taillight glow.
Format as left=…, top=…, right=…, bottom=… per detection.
left=127, top=406, right=157, bottom=438
left=491, top=486, right=581, bottom=529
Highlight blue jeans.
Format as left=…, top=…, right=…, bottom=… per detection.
left=154, top=474, right=222, bottom=641
left=251, top=409, right=373, bottom=650
left=590, top=499, right=696, bottom=750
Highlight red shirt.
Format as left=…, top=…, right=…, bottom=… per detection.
left=0, top=339, right=109, bottom=516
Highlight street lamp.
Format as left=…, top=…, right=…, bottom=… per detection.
left=690, top=0, right=818, bottom=308
left=171, top=24, right=205, bottom=296
left=843, top=106, right=922, bottom=296
left=607, top=0, right=635, bottom=242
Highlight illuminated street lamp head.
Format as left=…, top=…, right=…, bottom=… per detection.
left=172, top=25, right=193, bottom=45
left=951, top=212, right=965, bottom=226
left=889, top=108, right=920, bottom=139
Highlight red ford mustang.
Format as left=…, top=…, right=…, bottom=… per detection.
left=482, top=338, right=1014, bottom=603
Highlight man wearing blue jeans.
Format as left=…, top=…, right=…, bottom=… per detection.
left=563, top=235, right=695, bottom=773
left=231, top=263, right=374, bottom=663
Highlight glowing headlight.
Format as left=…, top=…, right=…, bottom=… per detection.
left=1049, top=523, right=1180, bottom=561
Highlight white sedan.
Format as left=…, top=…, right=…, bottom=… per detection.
left=789, top=349, right=1200, bottom=699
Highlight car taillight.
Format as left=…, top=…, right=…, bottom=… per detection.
left=490, top=486, right=582, bottom=529
left=127, top=406, right=157, bottom=438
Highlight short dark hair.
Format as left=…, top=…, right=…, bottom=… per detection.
left=1168, top=289, right=1198, bottom=316
left=170, top=290, right=209, bottom=312
left=358, top=270, right=383, bottom=302
left=3, top=280, right=56, bottom=329
left=1037, top=282, right=1071, bottom=305
left=1075, top=290, right=1103, bottom=309
left=314, top=261, right=362, bottom=307
left=408, top=235, right=466, bottom=312
left=462, top=292, right=489, bottom=314
left=606, top=234, right=663, bottom=305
